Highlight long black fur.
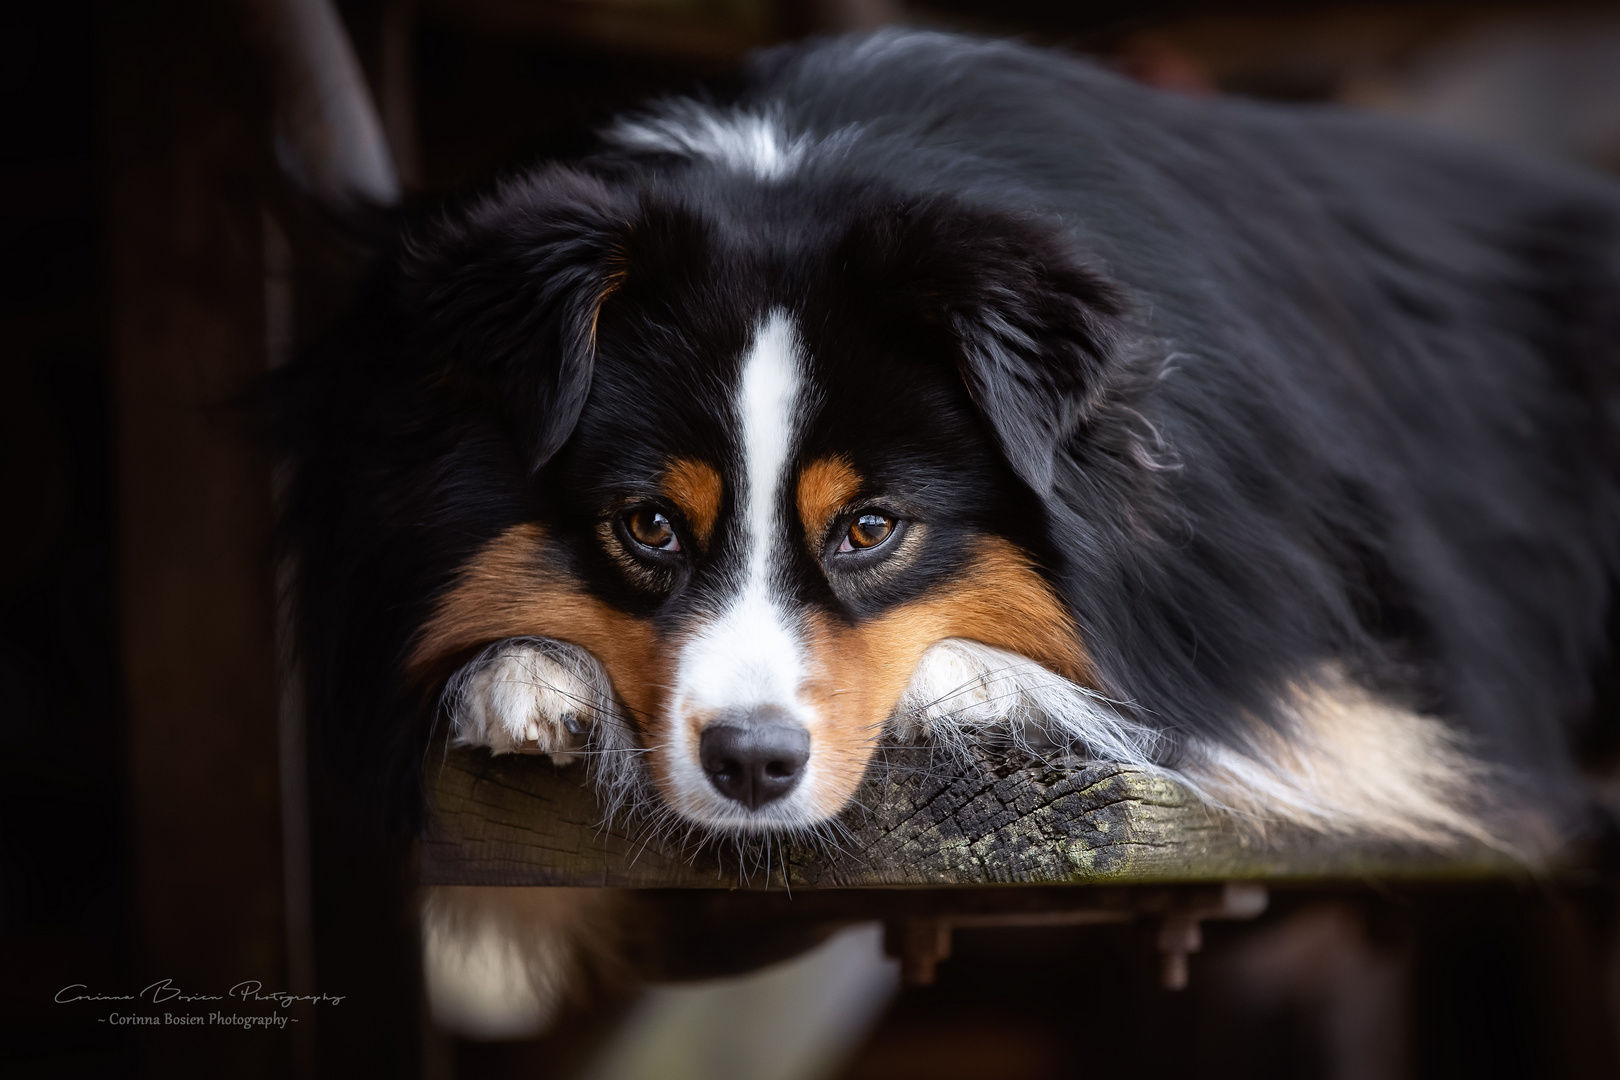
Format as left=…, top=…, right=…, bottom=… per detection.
left=271, top=31, right=1620, bottom=833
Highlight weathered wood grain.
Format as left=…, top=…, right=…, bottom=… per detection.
left=421, top=745, right=1522, bottom=888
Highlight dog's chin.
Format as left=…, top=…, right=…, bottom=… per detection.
left=682, top=807, right=836, bottom=835
left=661, top=795, right=844, bottom=835
left=652, top=773, right=851, bottom=835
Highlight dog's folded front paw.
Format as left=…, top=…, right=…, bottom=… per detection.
left=893, top=639, right=1026, bottom=741
left=447, top=639, right=611, bottom=764
left=893, top=638, right=1159, bottom=765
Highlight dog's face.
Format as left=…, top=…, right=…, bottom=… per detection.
left=403, top=170, right=1122, bottom=829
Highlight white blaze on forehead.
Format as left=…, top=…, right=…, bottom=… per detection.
left=737, top=313, right=801, bottom=588
left=667, top=312, right=820, bottom=822
left=675, top=312, right=808, bottom=715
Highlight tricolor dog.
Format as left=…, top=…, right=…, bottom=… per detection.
left=275, top=31, right=1620, bottom=860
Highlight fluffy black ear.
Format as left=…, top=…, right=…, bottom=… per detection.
left=402, top=167, right=631, bottom=473
left=839, top=200, right=1128, bottom=493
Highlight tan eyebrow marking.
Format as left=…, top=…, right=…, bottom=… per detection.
left=661, top=458, right=723, bottom=545
left=796, top=455, right=863, bottom=549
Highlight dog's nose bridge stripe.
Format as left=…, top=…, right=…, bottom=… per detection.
left=671, top=310, right=810, bottom=717
left=735, top=310, right=804, bottom=597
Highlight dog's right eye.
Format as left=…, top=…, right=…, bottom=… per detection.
left=620, top=507, right=682, bottom=555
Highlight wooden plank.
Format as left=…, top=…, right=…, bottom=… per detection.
left=422, top=745, right=1520, bottom=889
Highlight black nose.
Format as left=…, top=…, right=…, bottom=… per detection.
left=699, top=713, right=811, bottom=810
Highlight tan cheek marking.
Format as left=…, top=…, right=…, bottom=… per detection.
left=660, top=458, right=723, bottom=545
left=799, top=537, right=1091, bottom=816
left=796, top=456, right=863, bottom=550
left=408, top=523, right=667, bottom=730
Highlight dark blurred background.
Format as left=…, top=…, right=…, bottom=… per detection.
left=6, top=2, right=1620, bottom=1078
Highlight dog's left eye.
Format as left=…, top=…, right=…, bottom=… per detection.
left=622, top=507, right=682, bottom=554
left=838, top=512, right=896, bottom=552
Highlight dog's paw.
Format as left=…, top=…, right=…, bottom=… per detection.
left=892, top=639, right=1158, bottom=765
left=893, top=639, right=1031, bottom=739
left=448, top=639, right=609, bottom=764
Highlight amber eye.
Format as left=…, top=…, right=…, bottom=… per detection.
left=622, top=507, right=681, bottom=554
left=838, top=512, right=896, bottom=552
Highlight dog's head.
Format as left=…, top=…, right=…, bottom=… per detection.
left=397, top=165, right=1127, bottom=829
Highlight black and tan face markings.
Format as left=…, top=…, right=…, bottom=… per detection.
left=660, top=458, right=723, bottom=547
left=537, top=421, right=1089, bottom=826
left=795, top=455, right=909, bottom=559
left=797, top=534, right=1092, bottom=815
left=786, top=456, right=1092, bottom=800
left=410, top=522, right=668, bottom=733
left=597, top=505, right=678, bottom=592
left=410, top=525, right=1089, bottom=815
left=794, top=455, right=925, bottom=606
left=593, top=457, right=725, bottom=591
left=598, top=451, right=918, bottom=594
left=797, top=455, right=863, bottom=550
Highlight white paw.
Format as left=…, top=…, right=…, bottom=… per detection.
left=893, top=639, right=1034, bottom=741
left=892, top=639, right=1162, bottom=766
left=447, top=639, right=611, bottom=764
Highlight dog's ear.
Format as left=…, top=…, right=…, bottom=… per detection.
left=839, top=200, right=1128, bottom=494
left=403, top=167, right=631, bottom=474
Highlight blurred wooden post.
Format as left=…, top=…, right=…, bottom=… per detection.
left=107, top=2, right=289, bottom=1076
left=337, top=0, right=421, bottom=189
left=107, top=0, right=415, bottom=1074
